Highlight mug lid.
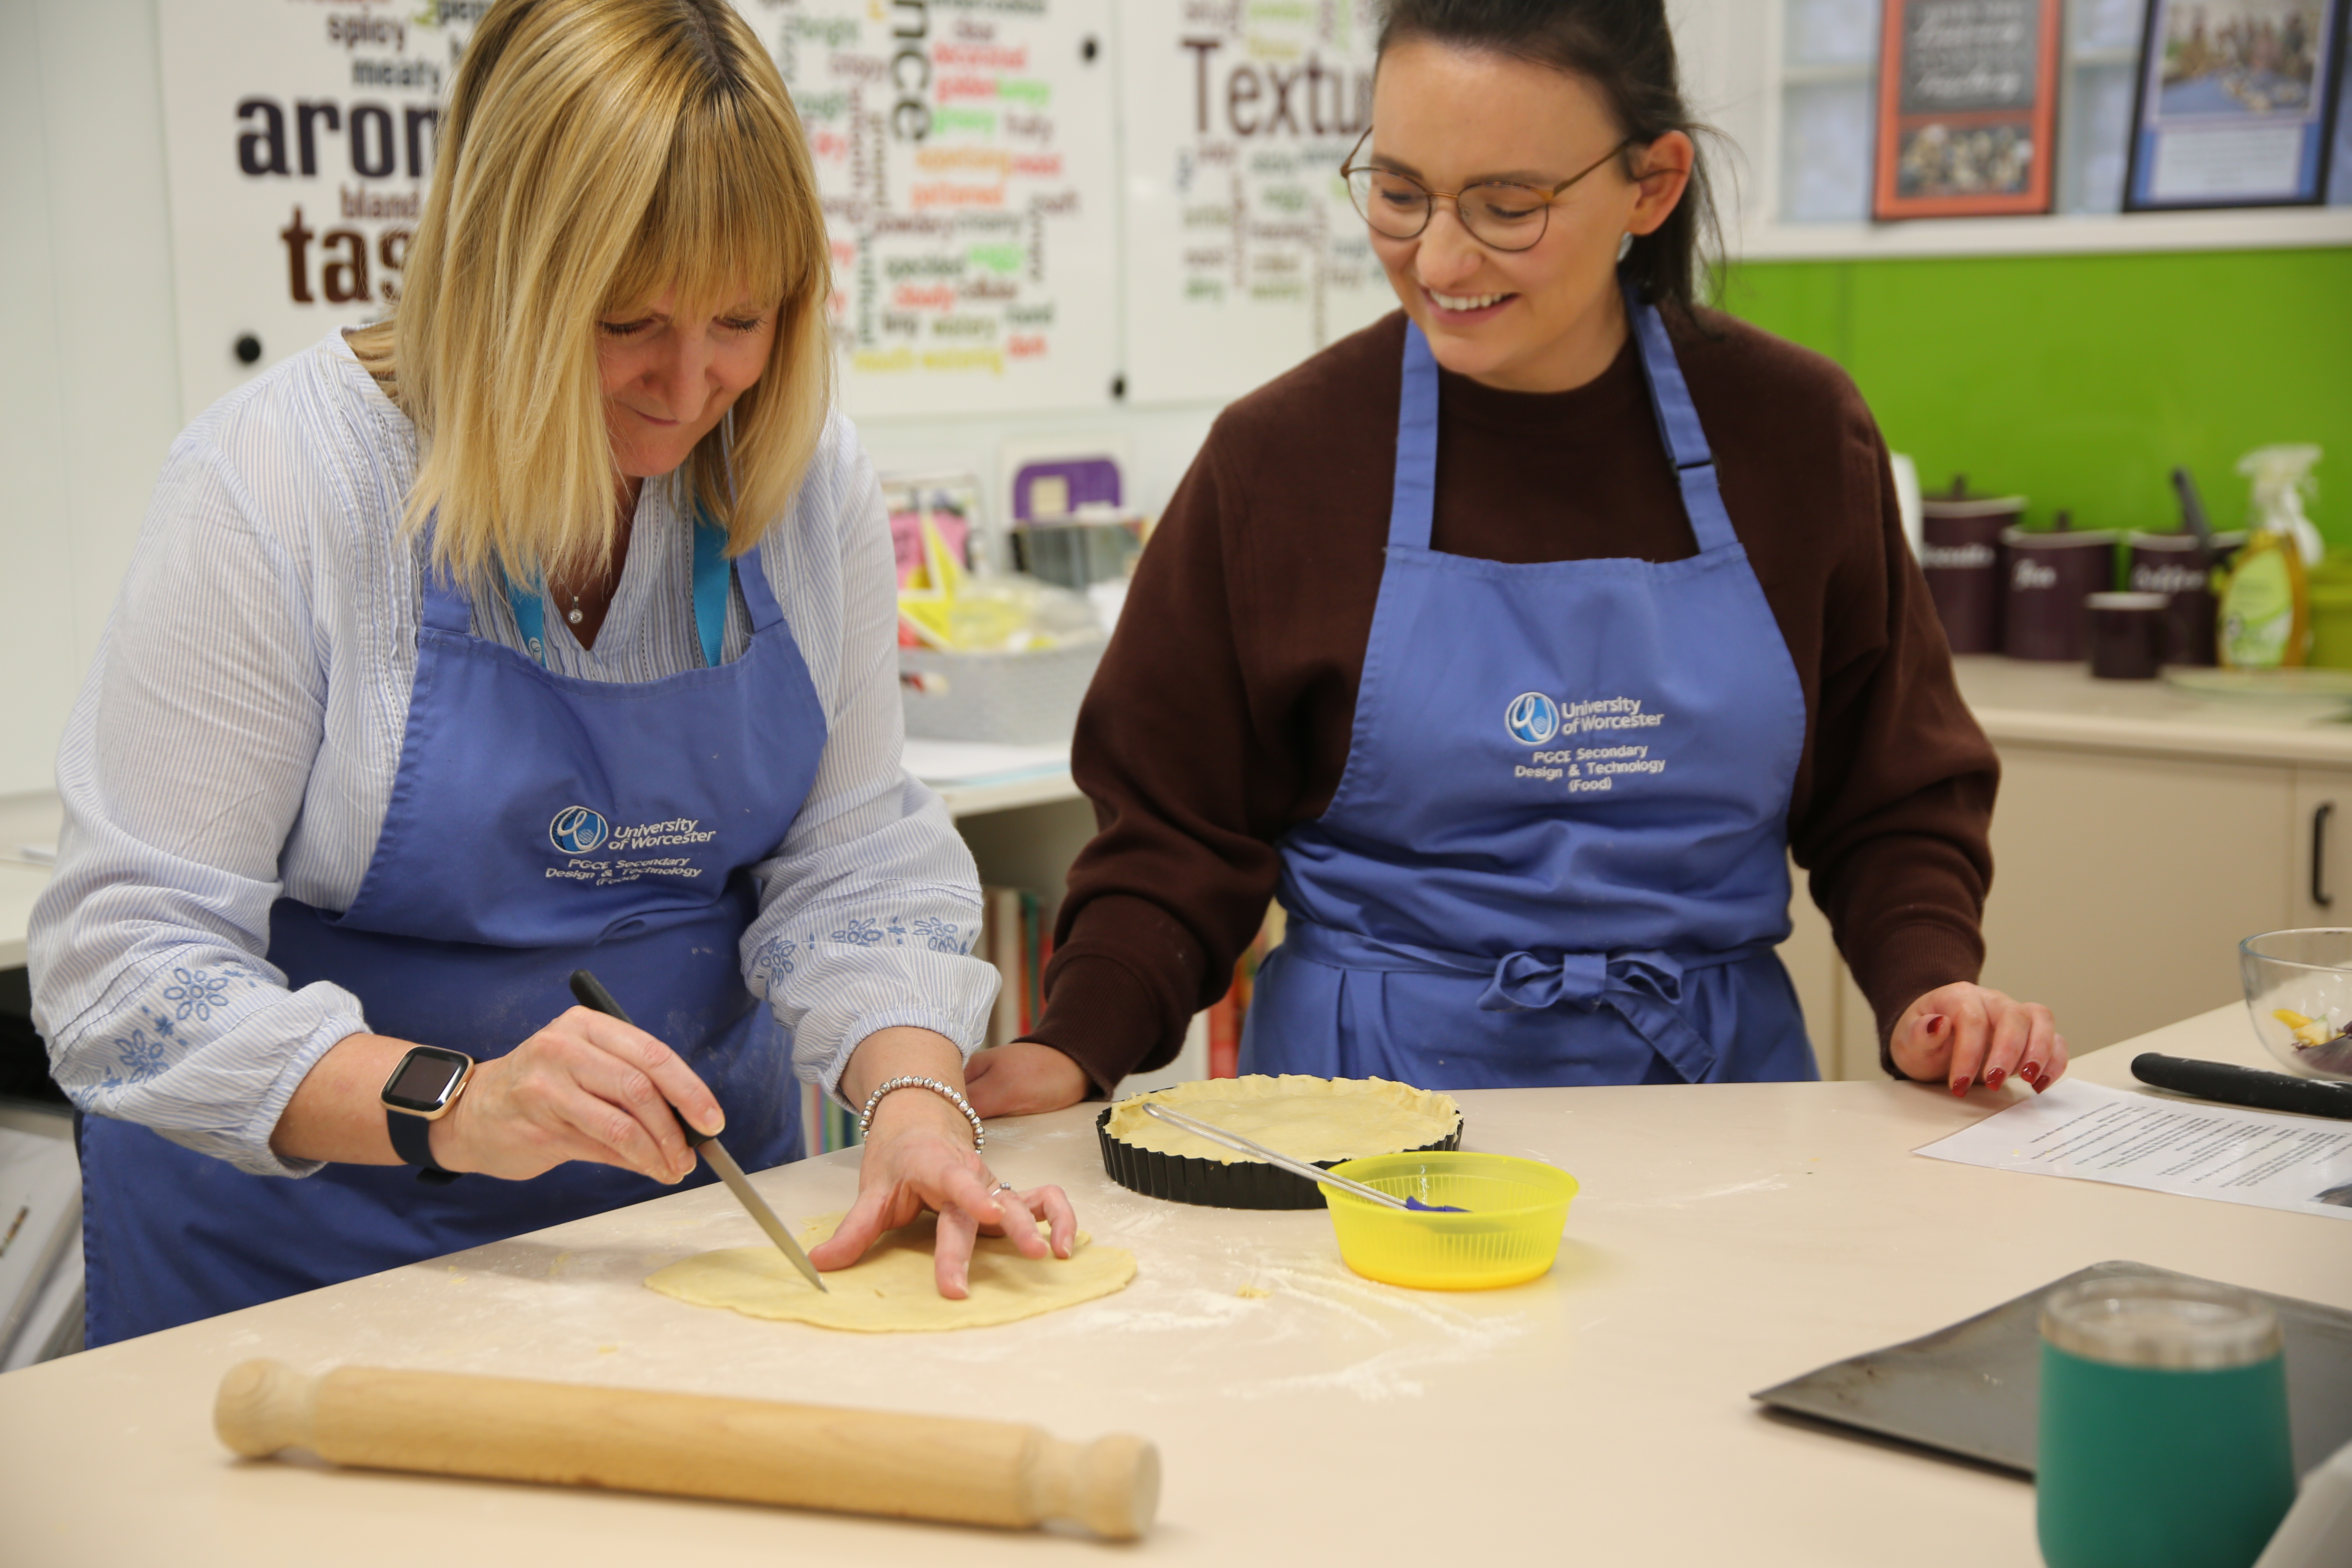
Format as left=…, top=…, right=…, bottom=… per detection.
left=1922, top=496, right=2027, bottom=518
left=2002, top=526, right=2120, bottom=547
left=2127, top=529, right=2246, bottom=549
left=2040, top=1276, right=2281, bottom=1368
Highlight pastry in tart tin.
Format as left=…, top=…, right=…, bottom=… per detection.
left=1096, top=1075, right=1463, bottom=1209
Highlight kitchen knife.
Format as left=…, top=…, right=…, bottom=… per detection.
left=2131, top=1052, right=2352, bottom=1121
left=568, top=969, right=829, bottom=1292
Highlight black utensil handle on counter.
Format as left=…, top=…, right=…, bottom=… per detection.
left=567, top=969, right=715, bottom=1147
left=2131, top=1053, right=2352, bottom=1121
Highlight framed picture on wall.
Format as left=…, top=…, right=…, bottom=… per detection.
left=1872, top=0, right=2064, bottom=219
left=2123, top=0, right=2347, bottom=209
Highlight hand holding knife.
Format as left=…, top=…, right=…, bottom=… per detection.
left=569, top=970, right=828, bottom=1293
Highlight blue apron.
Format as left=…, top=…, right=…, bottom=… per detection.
left=80, top=514, right=827, bottom=1345
left=1240, top=290, right=1818, bottom=1088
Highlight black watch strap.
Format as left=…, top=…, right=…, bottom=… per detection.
left=387, top=1109, right=463, bottom=1185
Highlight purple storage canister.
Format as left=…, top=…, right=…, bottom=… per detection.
left=2088, top=592, right=2169, bottom=680
left=1920, top=495, right=2025, bottom=655
left=2002, top=526, right=2119, bottom=662
left=2126, top=530, right=2243, bottom=668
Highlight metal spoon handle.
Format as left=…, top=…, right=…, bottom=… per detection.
left=1140, top=1102, right=1410, bottom=1209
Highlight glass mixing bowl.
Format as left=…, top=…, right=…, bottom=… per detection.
left=2239, top=929, right=2352, bottom=1082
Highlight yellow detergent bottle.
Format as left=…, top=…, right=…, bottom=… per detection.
left=2218, top=444, right=2323, bottom=670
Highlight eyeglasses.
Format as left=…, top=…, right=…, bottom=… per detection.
left=1339, top=127, right=1633, bottom=252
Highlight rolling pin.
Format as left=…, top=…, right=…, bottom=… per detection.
left=215, top=1359, right=1158, bottom=1541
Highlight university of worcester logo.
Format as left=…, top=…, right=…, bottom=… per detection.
left=1506, top=691, right=1560, bottom=746
left=549, top=806, right=610, bottom=855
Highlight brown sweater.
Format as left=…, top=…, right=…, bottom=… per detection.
left=1026, top=307, right=1998, bottom=1087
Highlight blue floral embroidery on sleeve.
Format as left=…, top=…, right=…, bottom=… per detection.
left=752, top=938, right=799, bottom=989
left=111, top=1024, right=170, bottom=1085
left=908, top=915, right=969, bottom=954
left=161, top=966, right=236, bottom=1023
left=829, top=918, right=883, bottom=948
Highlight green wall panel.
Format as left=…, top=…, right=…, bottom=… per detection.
left=1721, top=248, right=2352, bottom=547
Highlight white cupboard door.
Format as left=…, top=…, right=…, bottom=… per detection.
left=1980, top=746, right=2294, bottom=1056
left=1779, top=860, right=1885, bottom=1082
left=2290, top=766, right=2352, bottom=928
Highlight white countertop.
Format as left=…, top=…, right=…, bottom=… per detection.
left=898, top=737, right=1077, bottom=816
left=1, top=1007, right=2334, bottom=1567
left=1953, top=656, right=2352, bottom=765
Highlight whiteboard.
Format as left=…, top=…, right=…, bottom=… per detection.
left=757, top=0, right=1119, bottom=416
left=1117, top=0, right=1398, bottom=404
left=156, top=0, right=479, bottom=422
left=156, top=1, right=1117, bottom=425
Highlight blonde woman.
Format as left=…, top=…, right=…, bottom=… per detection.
left=30, top=0, right=1068, bottom=1346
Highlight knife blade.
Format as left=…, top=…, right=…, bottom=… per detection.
left=568, top=970, right=829, bottom=1292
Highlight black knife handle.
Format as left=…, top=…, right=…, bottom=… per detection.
left=567, top=969, right=714, bottom=1146
left=2132, top=1053, right=2352, bottom=1121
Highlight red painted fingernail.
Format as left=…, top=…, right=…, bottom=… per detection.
left=1951, top=1078, right=1969, bottom=1097
left=1984, top=1069, right=2005, bottom=1091
left=1923, top=1015, right=1948, bottom=1038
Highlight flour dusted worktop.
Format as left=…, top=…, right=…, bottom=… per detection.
left=1788, top=658, right=2352, bottom=1078
left=1, top=1011, right=2337, bottom=1567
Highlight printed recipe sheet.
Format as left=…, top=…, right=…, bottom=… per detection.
left=1917, top=1080, right=2352, bottom=1221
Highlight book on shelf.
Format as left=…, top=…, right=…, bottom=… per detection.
left=1204, top=903, right=1286, bottom=1078
left=797, top=883, right=1058, bottom=1157
left=982, top=885, right=1050, bottom=1048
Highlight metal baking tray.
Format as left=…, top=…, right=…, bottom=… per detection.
left=1752, top=1259, right=2352, bottom=1476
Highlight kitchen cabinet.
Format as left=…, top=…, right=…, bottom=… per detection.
left=1786, top=659, right=2352, bottom=1079
left=2290, top=765, right=2352, bottom=927
left=1978, top=746, right=2293, bottom=1055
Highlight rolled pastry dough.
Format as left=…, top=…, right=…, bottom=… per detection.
left=646, top=1213, right=1134, bottom=1332
left=1104, top=1075, right=1460, bottom=1165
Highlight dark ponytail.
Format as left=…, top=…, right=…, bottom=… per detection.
left=1376, top=0, right=1718, bottom=319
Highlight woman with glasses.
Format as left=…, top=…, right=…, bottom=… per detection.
left=965, top=0, right=2066, bottom=1109
left=33, top=0, right=1072, bottom=1345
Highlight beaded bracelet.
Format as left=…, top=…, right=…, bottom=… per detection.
left=857, top=1075, right=986, bottom=1149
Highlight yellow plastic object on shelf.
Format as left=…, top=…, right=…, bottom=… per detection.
left=898, top=513, right=1098, bottom=653
left=1318, top=1152, right=1577, bottom=1291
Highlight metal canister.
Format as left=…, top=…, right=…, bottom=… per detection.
left=1919, top=496, right=2025, bottom=654
left=2002, top=527, right=2119, bottom=662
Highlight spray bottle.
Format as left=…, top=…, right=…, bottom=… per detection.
left=2218, top=444, right=2323, bottom=670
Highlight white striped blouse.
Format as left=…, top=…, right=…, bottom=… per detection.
left=29, top=331, right=996, bottom=1176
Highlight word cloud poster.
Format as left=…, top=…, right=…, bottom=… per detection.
left=752, top=0, right=1117, bottom=414
left=158, top=0, right=1116, bottom=421
left=158, top=0, right=484, bottom=420
left=1120, top=0, right=1396, bottom=403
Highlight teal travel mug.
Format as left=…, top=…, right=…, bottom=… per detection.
left=2036, top=1277, right=2296, bottom=1568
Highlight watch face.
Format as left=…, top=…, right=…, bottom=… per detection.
left=383, top=1048, right=470, bottom=1113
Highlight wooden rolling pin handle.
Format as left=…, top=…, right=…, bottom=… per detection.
left=1026, top=1432, right=1160, bottom=1543
left=216, top=1357, right=318, bottom=1457
left=214, top=1361, right=1159, bottom=1542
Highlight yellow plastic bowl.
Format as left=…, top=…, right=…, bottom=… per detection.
left=1319, top=1152, right=1578, bottom=1291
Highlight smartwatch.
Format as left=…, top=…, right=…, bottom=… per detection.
left=381, top=1046, right=474, bottom=1185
